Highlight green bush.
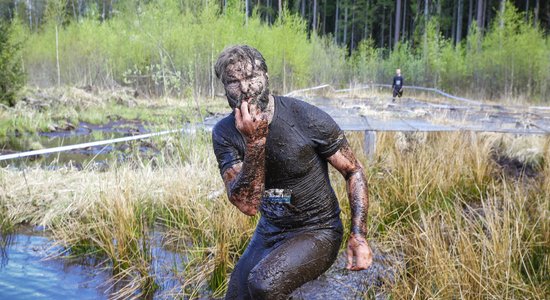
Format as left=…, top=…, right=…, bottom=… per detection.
left=0, top=20, right=25, bottom=106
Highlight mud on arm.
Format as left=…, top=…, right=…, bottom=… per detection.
left=327, top=142, right=373, bottom=270
left=222, top=138, right=266, bottom=216
left=221, top=101, right=269, bottom=216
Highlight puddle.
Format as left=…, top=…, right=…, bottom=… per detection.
left=0, top=227, right=186, bottom=299
left=0, top=230, right=108, bottom=299
left=1, top=120, right=160, bottom=169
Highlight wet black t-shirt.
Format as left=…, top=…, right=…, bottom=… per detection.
left=212, top=96, right=346, bottom=230
left=393, top=75, right=404, bottom=89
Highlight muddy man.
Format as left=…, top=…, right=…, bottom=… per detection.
left=212, top=45, right=373, bottom=299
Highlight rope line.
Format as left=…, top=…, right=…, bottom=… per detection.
left=2, top=84, right=549, bottom=161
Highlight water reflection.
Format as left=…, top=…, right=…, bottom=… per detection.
left=0, top=227, right=186, bottom=299
left=0, top=229, right=108, bottom=299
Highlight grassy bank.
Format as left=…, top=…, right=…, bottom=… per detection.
left=0, top=126, right=548, bottom=298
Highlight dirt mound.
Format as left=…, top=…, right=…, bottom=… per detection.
left=291, top=243, right=402, bottom=300
left=15, top=87, right=139, bottom=111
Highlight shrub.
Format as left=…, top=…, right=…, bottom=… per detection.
left=0, top=20, right=25, bottom=106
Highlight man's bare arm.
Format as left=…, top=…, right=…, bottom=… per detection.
left=221, top=101, right=268, bottom=216
left=327, top=142, right=373, bottom=270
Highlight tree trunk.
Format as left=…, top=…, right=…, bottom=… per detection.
left=27, top=0, right=32, bottom=29
left=424, top=0, right=429, bottom=19
left=381, top=8, right=385, bottom=47
left=351, top=0, right=356, bottom=50
left=335, top=0, right=339, bottom=43
left=457, top=0, right=463, bottom=44
left=102, top=0, right=106, bottom=22
left=268, top=0, right=272, bottom=22
left=389, top=6, right=393, bottom=49
left=278, top=0, right=282, bottom=18
left=301, top=0, right=305, bottom=18
left=525, top=0, right=529, bottom=22
left=476, top=0, right=483, bottom=28
left=402, top=0, right=407, bottom=41
left=71, top=0, right=77, bottom=21
left=364, top=0, right=369, bottom=39
left=437, top=0, right=441, bottom=33
left=246, top=0, right=249, bottom=25
left=424, top=0, right=429, bottom=59
left=468, top=0, right=473, bottom=29
left=394, top=0, right=402, bottom=47
left=534, top=0, right=539, bottom=27
left=78, top=0, right=83, bottom=20
left=452, top=0, right=457, bottom=43
left=313, top=0, right=317, bottom=31
left=482, top=0, right=487, bottom=29
left=323, top=0, right=327, bottom=34
left=499, top=0, right=505, bottom=29
left=344, top=3, right=348, bottom=46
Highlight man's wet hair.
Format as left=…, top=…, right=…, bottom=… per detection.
left=215, top=45, right=268, bottom=84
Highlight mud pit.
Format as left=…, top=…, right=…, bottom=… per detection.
left=290, top=242, right=402, bottom=300
left=300, top=95, right=550, bottom=134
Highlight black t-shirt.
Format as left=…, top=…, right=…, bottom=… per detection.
left=393, top=75, right=404, bottom=89
left=212, top=96, right=346, bottom=230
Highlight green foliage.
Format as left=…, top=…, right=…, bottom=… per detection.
left=0, top=20, right=25, bottom=106
left=14, top=0, right=550, bottom=102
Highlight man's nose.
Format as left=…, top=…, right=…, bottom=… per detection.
left=240, top=80, right=250, bottom=93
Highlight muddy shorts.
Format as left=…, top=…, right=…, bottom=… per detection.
left=224, top=218, right=343, bottom=300
left=393, top=88, right=403, bottom=98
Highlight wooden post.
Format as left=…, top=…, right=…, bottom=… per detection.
left=364, top=130, right=377, bottom=161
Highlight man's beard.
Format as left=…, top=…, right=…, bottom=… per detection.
left=228, top=86, right=270, bottom=112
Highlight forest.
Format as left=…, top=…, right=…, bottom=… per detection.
left=1, top=0, right=549, bottom=102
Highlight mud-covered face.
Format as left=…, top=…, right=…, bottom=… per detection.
left=223, top=60, right=269, bottom=111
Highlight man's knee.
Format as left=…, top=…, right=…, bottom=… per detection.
left=247, top=270, right=286, bottom=300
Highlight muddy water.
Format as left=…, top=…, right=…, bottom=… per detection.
left=0, top=229, right=108, bottom=299
left=0, top=227, right=186, bottom=299
left=1, top=120, right=158, bottom=169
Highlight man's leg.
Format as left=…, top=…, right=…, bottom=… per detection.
left=247, top=229, right=342, bottom=300
left=225, top=231, right=271, bottom=300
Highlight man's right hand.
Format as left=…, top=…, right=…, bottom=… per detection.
left=235, top=100, right=268, bottom=143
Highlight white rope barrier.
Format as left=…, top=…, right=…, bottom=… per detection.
left=333, top=84, right=483, bottom=105
left=0, top=127, right=204, bottom=161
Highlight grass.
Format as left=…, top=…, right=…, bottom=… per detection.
left=0, top=97, right=549, bottom=298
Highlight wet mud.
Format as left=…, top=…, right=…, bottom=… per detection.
left=291, top=242, right=402, bottom=300
left=303, top=95, right=550, bottom=134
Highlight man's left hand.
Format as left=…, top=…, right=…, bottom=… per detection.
left=346, top=234, right=373, bottom=271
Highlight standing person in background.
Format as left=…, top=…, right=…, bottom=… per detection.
left=212, top=45, right=373, bottom=299
left=392, top=69, right=404, bottom=102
